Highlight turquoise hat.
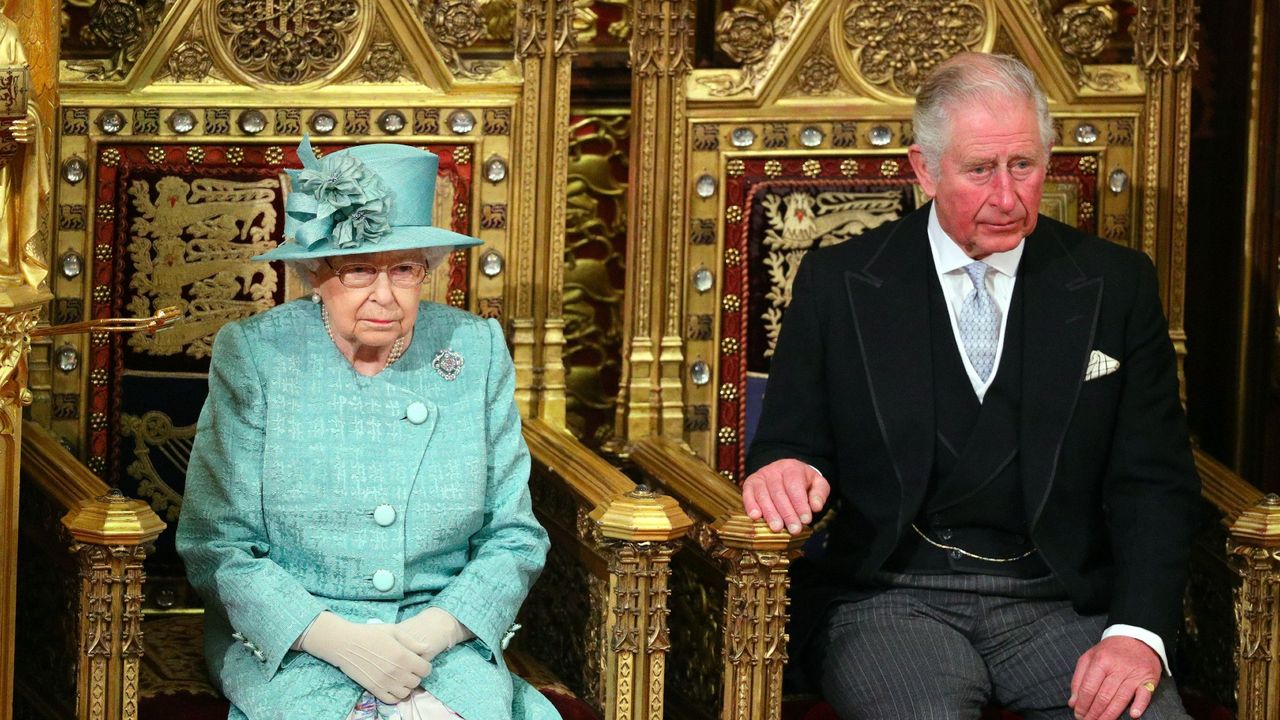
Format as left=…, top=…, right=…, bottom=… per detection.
left=254, top=136, right=481, bottom=262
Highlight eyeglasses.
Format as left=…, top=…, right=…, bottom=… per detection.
left=327, top=260, right=428, bottom=289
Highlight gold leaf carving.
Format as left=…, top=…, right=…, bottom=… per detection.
left=839, top=0, right=987, bottom=98
left=1056, top=2, right=1117, bottom=61
left=698, top=0, right=815, bottom=97
left=795, top=50, right=839, bottom=95
left=420, top=0, right=500, bottom=78
left=716, top=9, right=774, bottom=65
left=207, top=0, right=364, bottom=85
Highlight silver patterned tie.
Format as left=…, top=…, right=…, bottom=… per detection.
left=957, top=261, right=1001, bottom=381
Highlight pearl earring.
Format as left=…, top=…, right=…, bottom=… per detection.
left=311, top=291, right=321, bottom=303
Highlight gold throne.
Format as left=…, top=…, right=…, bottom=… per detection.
left=609, top=1, right=1280, bottom=719
left=2, top=0, right=691, bottom=718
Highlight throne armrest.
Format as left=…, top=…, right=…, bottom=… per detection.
left=1199, top=448, right=1280, bottom=720
left=19, top=420, right=165, bottom=720
left=629, top=435, right=807, bottom=720
left=520, top=419, right=692, bottom=719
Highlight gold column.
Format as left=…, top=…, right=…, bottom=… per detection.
left=63, top=490, right=165, bottom=720
left=630, top=435, right=805, bottom=719
left=1228, top=494, right=1280, bottom=720
left=591, top=487, right=691, bottom=720
left=523, top=419, right=693, bottom=719
left=713, top=522, right=803, bottom=720
left=614, top=0, right=695, bottom=441
left=1133, top=0, right=1199, bottom=400
left=0, top=0, right=56, bottom=711
left=512, top=0, right=575, bottom=424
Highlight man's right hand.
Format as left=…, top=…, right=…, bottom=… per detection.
left=741, top=458, right=830, bottom=535
left=299, top=611, right=432, bottom=704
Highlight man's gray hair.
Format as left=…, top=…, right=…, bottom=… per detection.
left=913, top=53, right=1054, bottom=175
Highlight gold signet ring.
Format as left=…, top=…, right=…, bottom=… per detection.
left=1141, top=680, right=1157, bottom=693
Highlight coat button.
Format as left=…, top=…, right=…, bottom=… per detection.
left=372, top=569, right=395, bottom=592
left=373, top=504, right=396, bottom=527
left=938, top=528, right=953, bottom=541
left=406, top=402, right=429, bottom=425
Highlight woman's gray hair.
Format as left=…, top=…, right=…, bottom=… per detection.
left=913, top=53, right=1054, bottom=176
left=287, top=259, right=322, bottom=292
left=286, top=247, right=448, bottom=292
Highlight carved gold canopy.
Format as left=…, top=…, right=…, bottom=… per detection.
left=39, top=0, right=577, bottom=461
left=615, top=0, right=1197, bottom=479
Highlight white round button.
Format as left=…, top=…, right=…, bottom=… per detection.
left=372, top=569, right=395, bottom=592
left=373, top=504, right=396, bottom=527
left=406, top=401, right=429, bottom=425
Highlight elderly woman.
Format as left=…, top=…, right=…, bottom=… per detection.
left=176, top=139, right=558, bottom=720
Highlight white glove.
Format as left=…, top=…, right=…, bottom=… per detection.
left=397, top=607, right=475, bottom=663
left=298, top=611, right=433, bottom=704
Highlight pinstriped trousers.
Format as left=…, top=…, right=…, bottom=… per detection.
left=819, top=573, right=1191, bottom=720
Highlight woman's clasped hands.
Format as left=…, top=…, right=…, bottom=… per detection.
left=299, top=608, right=469, bottom=705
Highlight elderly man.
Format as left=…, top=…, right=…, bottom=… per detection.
left=741, top=53, right=1197, bottom=720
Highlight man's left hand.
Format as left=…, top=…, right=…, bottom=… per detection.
left=1069, top=635, right=1162, bottom=720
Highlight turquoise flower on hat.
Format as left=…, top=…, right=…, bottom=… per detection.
left=296, top=154, right=378, bottom=213
left=332, top=196, right=393, bottom=248
left=284, top=136, right=395, bottom=250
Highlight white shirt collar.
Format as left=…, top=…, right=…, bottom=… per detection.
left=926, top=203, right=1025, bottom=278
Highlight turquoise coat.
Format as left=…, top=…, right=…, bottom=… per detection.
left=176, top=300, right=557, bottom=720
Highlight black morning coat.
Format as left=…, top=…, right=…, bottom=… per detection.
left=745, top=203, right=1200, bottom=665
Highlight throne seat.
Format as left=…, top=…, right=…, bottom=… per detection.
left=138, top=614, right=599, bottom=720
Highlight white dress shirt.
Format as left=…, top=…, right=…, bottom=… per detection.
left=924, top=204, right=1171, bottom=675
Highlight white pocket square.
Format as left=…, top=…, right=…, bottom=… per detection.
left=1084, top=350, right=1120, bottom=381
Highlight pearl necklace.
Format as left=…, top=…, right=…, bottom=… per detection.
left=321, top=304, right=406, bottom=370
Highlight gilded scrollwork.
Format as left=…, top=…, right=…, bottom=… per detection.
left=163, top=40, right=214, bottom=83
left=599, top=538, right=679, bottom=720
left=517, top=525, right=608, bottom=713
left=794, top=50, right=839, bottom=95
left=1055, top=1, right=1117, bottom=62
left=124, top=176, right=279, bottom=358
left=705, top=543, right=798, bottom=720
left=1132, top=0, right=1199, bottom=73
left=420, top=0, right=500, bottom=78
left=361, top=42, right=406, bottom=83
left=207, top=0, right=364, bottom=85
left=564, top=115, right=628, bottom=448
left=69, top=522, right=156, bottom=720
left=1226, top=494, right=1280, bottom=720
left=0, top=308, right=40, bottom=394
left=64, top=0, right=165, bottom=81
left=668, top=553, right=724, bottom=710
left=698, top=0, right=814, bottom=97
left=716, top=9, right=774, bottom=65
left=838, top=0, right=988, bottom=99
left=553, top=0, right=581, bottom=56
left=515, top=0, right=547, bottom=60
